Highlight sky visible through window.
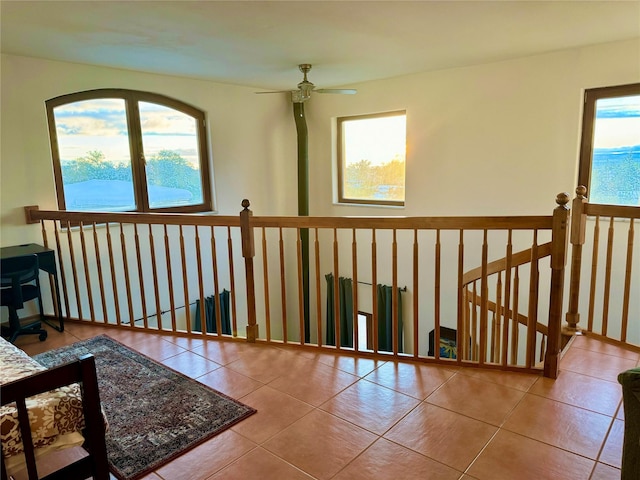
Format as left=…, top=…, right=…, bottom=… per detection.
left=341, top=113, right=406, bottom=204
left=591, top=95, right=640, bottom=206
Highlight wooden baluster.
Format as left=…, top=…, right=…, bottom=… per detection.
left=211, top=226, right=223, bottom=336
left=526, top=230, right=539, bottom=368
left=544, top=192, right=570, bottom=378
left=392, top=229, right=399, bottom=355
left=227, top=226, right=238, bottom=337
left=601, top=217, right=615, bottom=337
left=297, top=228, right=305, bottom=345
left=510, top=266, right=520, bottom=365
left=261, top=226, right=272, bottom=341
left=66, top=221, right=83, bottom=321
left=54, top=221, right=70, bottom=320
left=195, top=225, right=206, bottom=336
left=79, top=222, right=95, bottom=322
left=278, top=227, right=288, bottom=342
left=315, top=228, right=322, bottom=347
left=566, top=186, right=587, bottom=331
left=148, top=224, right=162, bottom=330
left=490, top=311, right=496, bottom=363
left=352, top=228, right=359, bottom=352
left=463, top=286, right=470, bottom=360
left=413, top=228, right=421, bottom=359
left=501, top=230, right=513, bottom=366
left=332, top=228, right=340, bottom=350
left=371, top=229, right=378, bottom=353
left=240, top=200, right=258, bottom=341
left=457, top=229, right=465, bottom=363
left=479, top=230, right=489, bottom=365
left=494, top=271, right=503, bottom=364
left=179, top=225, right=191, bottom=334
left=93, top=223, right=108, bottom=324
left=471, top=280, right=478, bottom=361
left=120, top=223, right=134, bottom=327
left=105, top=223, right=121, bottom=326
left=134, top=224, right=149, bottom=329
left=587, top=216, right=600, bottom=332
left=164, top=224, right=177, bottom=332
left=620, top=219, right=634, bottom=342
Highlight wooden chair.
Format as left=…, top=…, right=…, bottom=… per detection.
left=0, top=354, right=110, bottom=480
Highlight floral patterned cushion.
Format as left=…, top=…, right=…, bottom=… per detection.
left=0, top=337, right=85, bottom=460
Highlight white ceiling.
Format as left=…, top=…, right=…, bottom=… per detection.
left=2, top=1, right=639, bottom=91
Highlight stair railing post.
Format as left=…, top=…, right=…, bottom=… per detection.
left=240, top=199, right=258, bottom=342
left=544, top=192, right=571, bottom=378
left=565, top=185, right=588, bottom=332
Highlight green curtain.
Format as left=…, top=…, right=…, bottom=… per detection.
left=194, top=289, right=231, bottom=335
left=325, top=273, right=354, bottom=347
left=377, top=284, right=403, bottom=353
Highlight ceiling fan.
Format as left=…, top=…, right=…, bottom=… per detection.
left=256, top=64, right=357, bottom=103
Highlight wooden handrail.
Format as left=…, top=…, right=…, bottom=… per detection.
left=462, top=242, right=552, bottom=285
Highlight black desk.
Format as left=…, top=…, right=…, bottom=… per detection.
left=0, top=243, right=64, bottom=332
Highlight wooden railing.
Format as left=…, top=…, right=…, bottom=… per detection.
left=24, top=192, right=570, bottom=377
left=565, top=186, right=640, bottom=349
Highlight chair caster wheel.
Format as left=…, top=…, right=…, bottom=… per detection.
left=39, top=332, right=48, bottom=341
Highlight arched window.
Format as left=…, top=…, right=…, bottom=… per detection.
left=46, top=89, right=212, bottom=213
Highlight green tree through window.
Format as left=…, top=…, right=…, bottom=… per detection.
left=47, top=89, right=212, bottom=213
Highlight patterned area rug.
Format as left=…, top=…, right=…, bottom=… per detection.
left=34, top=335, right=256, bottom=480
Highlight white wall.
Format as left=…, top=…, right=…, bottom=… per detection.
left=307, top=38, right=640, bottom=216
left=0, top=54, right=298, bottom=247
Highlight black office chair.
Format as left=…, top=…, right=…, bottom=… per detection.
left=1, top=254, right=48, bottom=343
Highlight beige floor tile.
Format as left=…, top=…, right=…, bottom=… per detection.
left=529, top=369, right=622, bottom=416
left=459, top=367, right=540, bottom=391
left=467, top=430, right=595, bottom=480
left=165, top=335, right=206, bottom=350
left=209, top=447, right=314, bottom=480
left=197, top=366, right=262, bottom=399
left=426, top=373, right=525, bottom=426
left=320, top=379, right=420, bottom=434
left=570, top=334, right=640, bottom=361
left=502, top=393, right=613, bottom=459
left=385, top=403, right=497, bottom=472
left=599, top=418, right=624, bottom=468
left=231, top=386, right=314, bottom=444
left=332, top=438, right=461, bottom=480
left=315, top=353, right=387, bottom=377
left=268, top=361, right=358, bottom=406
left=263, top=409, right=376, bottom=480
left=14, top=326, right=79, bottom=356
left=160, top=350, right=221, bottom=377
left=590, top=462, right=622, bottom=480
left=364, top=360, right=456, bottom=399
left=130, top=337, right=186, bottom=361
left=225, top=346, right=311, bottom=383
left=192, top=340, right=250, bottom=365
left=155, top=430, right=256, bottom=480
left=560, top=346, right=637, bottom=383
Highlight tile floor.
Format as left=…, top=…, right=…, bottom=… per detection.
left=12, top=323, right=637, bottom=480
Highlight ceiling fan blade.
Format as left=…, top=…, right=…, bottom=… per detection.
left=315, top=88, right=357, bottom=95
left=255, top=90, right=294, bottom=94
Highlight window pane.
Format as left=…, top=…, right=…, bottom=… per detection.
left=139, top=102, right=203, bottom=209
left=341, top=113, right=406, bottom=204
left=590, top=95, right=640, bottom=206
left=53, top=99, right=135, bottom=211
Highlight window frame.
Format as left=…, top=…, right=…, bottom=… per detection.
left=577, top=82, right=639, bottom=198
left=337, top=110, right=406, bottom=207
left=46, top=88, right=212, bottom=213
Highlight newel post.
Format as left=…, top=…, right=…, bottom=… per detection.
left=565, top=185, right=588, bottom=332
left=240, top=199, right=258, bottom=342
left=544, top=192, right=570, bottom=378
